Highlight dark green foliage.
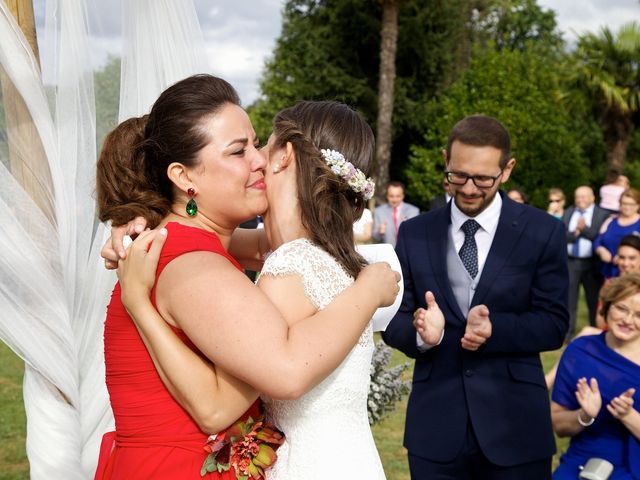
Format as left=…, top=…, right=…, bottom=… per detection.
left=94, top=56, right=121, bottom=150
left=407, top=44, right=599, bottom=208
left=248, top=0, right=474, bottom=187
left=471, top=0, right=563, bottom=53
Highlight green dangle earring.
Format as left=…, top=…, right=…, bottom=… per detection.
left=186, top=187, right=198, bottom=217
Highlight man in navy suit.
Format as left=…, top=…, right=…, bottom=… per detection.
left=383, top=115, right=569, bottom=479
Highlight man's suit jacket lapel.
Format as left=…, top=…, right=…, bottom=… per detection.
left=562, top=207, right=575, bottom=226
left=471, top=196, right=525, bottom=307
left=427, top=204, right=467, bottom=324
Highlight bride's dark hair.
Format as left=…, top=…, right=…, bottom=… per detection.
left=271, top=101, right=374, bottom=278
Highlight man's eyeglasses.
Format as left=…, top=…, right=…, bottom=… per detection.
left=444, top=171, right=503, bottom=189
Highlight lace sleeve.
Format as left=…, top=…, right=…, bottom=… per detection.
left=260, top=239, right=353, bottom=310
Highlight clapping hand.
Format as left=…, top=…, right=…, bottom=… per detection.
left=461, top=305, right=492, bottom=351
left=607, top=387, right=635, bottom=420
left=413, top=291, right=444, bottom=347
left=576, top=377, right=602, bottom=421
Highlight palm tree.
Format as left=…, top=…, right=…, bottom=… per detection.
left=570, top=22, right=640, bottom=172
left=374, top=0, right=400, bottom=203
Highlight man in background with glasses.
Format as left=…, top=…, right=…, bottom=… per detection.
left=383, top=115, right=569, bottom=479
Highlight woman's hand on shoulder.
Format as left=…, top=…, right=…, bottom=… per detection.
left=118, top=227, right=167, bottom=310
left=101, top=216, right=149, bottom=269
left=358, top=262, right=401, bottom=308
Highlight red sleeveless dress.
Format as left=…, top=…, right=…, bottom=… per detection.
left=95, top=222, right=261, bottom=479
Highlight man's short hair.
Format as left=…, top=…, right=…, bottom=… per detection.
left=446, top=115, right=511, bottom=168
left=386, top=181, right=405, bottom=192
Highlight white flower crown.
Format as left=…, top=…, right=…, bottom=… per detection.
left=321, top=149, right=375, bottom=201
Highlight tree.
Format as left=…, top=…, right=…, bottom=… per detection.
left=248, top=0, right=476, bottom=200
left=406, top=43, right=598, bottom=208
left=470, top=0, right=562, bottom=53
left=374, top=0, right=400, bottom=202
left=94, top=56, right=121, bottom=149
left=568, top=22, right=640, bottom=173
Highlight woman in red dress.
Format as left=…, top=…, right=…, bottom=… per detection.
left=95, top=75, right=399, bottom=479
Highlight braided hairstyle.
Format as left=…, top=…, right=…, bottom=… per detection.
left=271, top=101, right=374, bottom=279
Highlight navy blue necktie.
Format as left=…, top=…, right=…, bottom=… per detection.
left=459, top=219, right=481, bottom=278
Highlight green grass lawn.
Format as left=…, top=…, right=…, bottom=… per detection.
left=0, top=342, right=28, bottom=480
left=0, top=300, right=585, bottom=480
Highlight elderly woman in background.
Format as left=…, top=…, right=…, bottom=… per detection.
left=547, top=188, right=565, bottom=220
left=595, top=188, right=640, bottom=278
left=551, top=274, right=640, bottom=479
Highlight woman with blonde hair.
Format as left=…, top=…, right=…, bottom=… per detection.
left=595, top=188, right=640, bottom=278
left=551, top=274, right=640, bottom=479
left=547, top=187, right=565, bottom=219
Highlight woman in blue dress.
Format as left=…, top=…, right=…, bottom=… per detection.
left=551, top=273, right=640, bottom=479
left=594, top=188, right=640, bottom=278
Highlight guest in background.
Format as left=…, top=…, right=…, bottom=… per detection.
left=595, top=188, right=640, bottom=279
left=547, top=188, right=566, bottom=220
left=551, top=274, right=640, bottom=480
left=594, top=233, right=640, bottom=327
left=353, top=207, right=373, bottom=244
left=546, top=233, right=640, bottom=389
left=427, top=178, right=450, bottom=211
left=506, top=187, right=527, bottom=204
left=373, top=181, right=419, bottom=246
left=562, top=186, right=609, bottom=336
left=599, top=168, right=630, bottom=215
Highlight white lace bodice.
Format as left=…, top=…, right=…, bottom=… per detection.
left=260, top=239, right=385, bottom=480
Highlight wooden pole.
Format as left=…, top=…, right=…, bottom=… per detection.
left=1, top=0, right=55, bottom=222
left=5, top=0, right=40, bottom=62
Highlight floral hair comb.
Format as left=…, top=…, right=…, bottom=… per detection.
left=321, top=149, right=375, bottom=201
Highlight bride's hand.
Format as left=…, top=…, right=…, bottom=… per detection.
left=358, top=262, right=401, bottom=308
left=118, top=228, right=167, bottom=310
left=101, top=216, right=149, bottom=269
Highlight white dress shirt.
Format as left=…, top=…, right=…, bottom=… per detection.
left=450, top=193, right=502, bottom=278
left=566, top=204, right=595, bottom=258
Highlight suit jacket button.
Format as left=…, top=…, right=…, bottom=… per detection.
left=465, top=369, right=473, bottom=377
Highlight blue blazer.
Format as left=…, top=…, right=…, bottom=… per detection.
left=382, top=192, right=569, bottom=466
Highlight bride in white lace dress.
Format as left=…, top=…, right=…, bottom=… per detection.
left=260, top=239, right=384, bottom=479
left=109, top=99, right=428, bottom=479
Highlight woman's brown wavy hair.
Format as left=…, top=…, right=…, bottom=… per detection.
left=271, top=101, right=374, bottom=279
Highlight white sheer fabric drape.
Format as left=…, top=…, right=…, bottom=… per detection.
left=119, top=0, right=208, bottom=121
left=0, top=0, right=209, bottom=477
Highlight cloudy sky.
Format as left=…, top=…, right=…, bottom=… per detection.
left=34, top=0, right=639, bottom=105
